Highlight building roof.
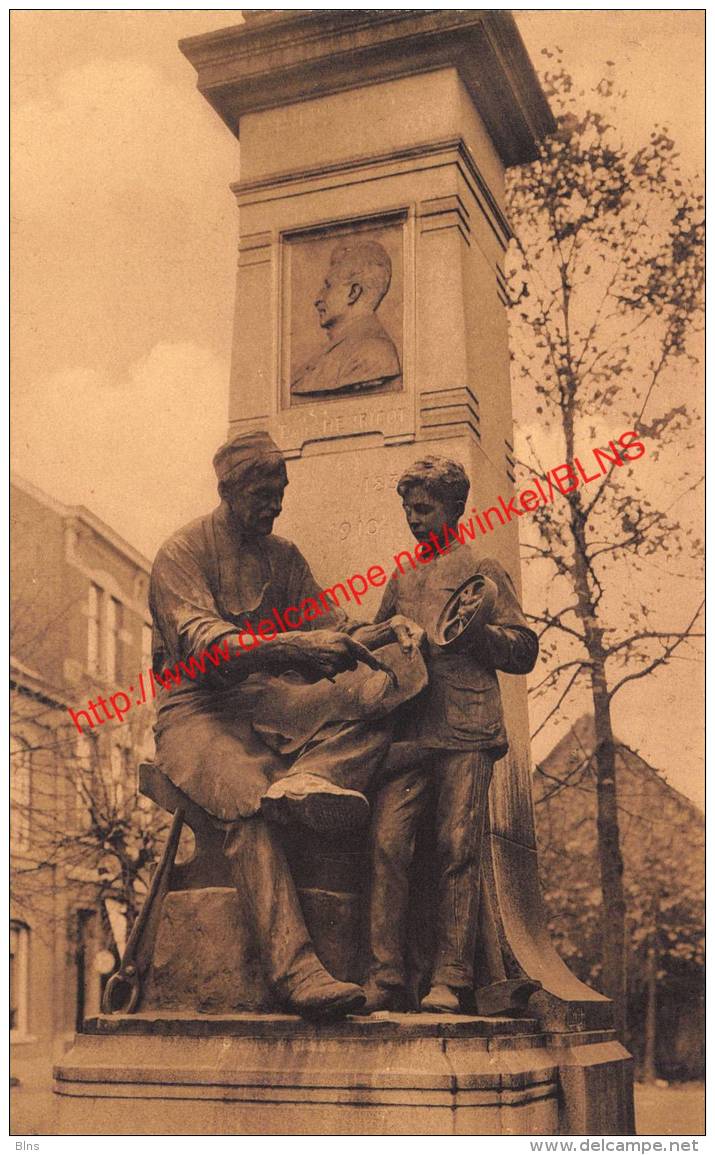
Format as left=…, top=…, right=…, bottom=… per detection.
left=537, top=714, right=703, bottom=822
left=11, top=472, right=151, bottom=575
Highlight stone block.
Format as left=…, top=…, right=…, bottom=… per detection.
left=142, top=888, right=271, bottom=1013
left=54, top=1013, right=633, bottom=1135
left=141, top=885, right=361, bottom=1012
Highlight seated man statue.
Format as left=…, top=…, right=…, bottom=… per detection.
left=149, top=430, right=424, bottom=1020
left=361, top=456, right=539, bottom=1014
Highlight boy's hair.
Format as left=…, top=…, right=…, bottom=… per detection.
left=397, top=456, right=470, bottom=517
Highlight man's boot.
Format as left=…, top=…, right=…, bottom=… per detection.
left=224, top=814, right=365, bottom=1018
left=284, top=969, right=366, bottom=1019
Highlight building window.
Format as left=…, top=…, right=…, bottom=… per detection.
left=141, top=622, right=153, bottom=671
left=88, top=583, right=101, bottom=675
left=88, top=586, right=124, bottom=681
left=10, top=922, right=30, bottom=1038
left=75, top=909, right=103, bottom=1028
left=10, top=736, right=31, bottom=851
left=104, top=596, right=122, bottom=682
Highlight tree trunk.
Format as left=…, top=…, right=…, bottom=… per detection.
left=592, top=672, right=628, bottom=1039
left=643, top=937, right=658, bottom=1083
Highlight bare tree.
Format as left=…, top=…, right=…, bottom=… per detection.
left=11, top=682, right=167, bottom=934
left=10, top=587, right=166, bottom=940
left=506, top=55, right=704, bottom=1035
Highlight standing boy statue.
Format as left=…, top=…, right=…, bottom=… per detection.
left=360, top=456, right=539, bottom=1013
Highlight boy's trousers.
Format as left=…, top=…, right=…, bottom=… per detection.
left=368, top=747, right=495, bottom=993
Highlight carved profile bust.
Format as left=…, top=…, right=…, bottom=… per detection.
left=290, top=239, right=401, bottom=398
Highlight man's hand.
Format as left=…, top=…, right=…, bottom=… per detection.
left=270, top=630, right=396, bottom=684
left=389, top=614, right=425, bottom=657
left=271, top=631, right=358, bottom=681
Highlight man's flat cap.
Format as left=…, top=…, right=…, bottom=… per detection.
left=213, top=430, right=283, bottom=484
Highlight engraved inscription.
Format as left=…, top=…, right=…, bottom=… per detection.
left=360, top=472, right=401, bottom=496
left=277, top=406, right=408, bottom=444
left=327, top=514, right=386, bottom=542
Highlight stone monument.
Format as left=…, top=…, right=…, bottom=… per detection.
left=54, top=12, right=635, bottom=1135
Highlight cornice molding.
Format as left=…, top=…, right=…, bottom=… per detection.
left=12, top=474, right=151, bottom=575
left=180, top=11, right=554, bottom=167
left=233, top=137, right=512, bottom=250
left=11, top=659, right=69, bottom=710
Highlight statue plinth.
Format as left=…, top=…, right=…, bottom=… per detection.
left=54, top=1012, right=634, bottom=1136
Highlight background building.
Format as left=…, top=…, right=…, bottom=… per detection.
left=533, top=716, right=704, bottom=1082
left=10, top=474, right=159, bottom=1096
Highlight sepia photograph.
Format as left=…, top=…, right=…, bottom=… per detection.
left=9, top=6, right=705, bottom=1142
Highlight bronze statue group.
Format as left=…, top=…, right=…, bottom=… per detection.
left=148, top=430, right=538, bottom=1019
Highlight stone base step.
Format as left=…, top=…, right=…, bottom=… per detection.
left=54, top=1013, right=634, bottom=1135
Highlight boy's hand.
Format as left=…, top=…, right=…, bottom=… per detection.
left=390, top=614, right=425, bottom=656
left=350, top=622, right=392, bottom=651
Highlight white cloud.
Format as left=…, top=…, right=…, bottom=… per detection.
left=12, top=57, right=236, bottom=221
left=11, top=341, right=229, bottom=557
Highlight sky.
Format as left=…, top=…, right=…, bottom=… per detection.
left=10, top=8, right=704, bottom=804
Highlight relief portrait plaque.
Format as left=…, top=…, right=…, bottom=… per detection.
left=283, top=218, right=404, bottom=408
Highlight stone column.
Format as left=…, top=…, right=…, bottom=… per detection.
left=180, top=11, right=607, bottom=1028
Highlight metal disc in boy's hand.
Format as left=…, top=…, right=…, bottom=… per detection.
left=435, top=573, right=499, bottom=651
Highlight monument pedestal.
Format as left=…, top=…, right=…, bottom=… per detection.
left=175, top=8, right=621, bottom=1042
left=54, top=1013, right=633, bottom=1136
left=69, top=13, right=635, bottom=1137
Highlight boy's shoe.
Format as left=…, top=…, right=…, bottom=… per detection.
left=359, top=981, right=413, bottom=1014
left=420, top=983, right=461, bottom=1014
